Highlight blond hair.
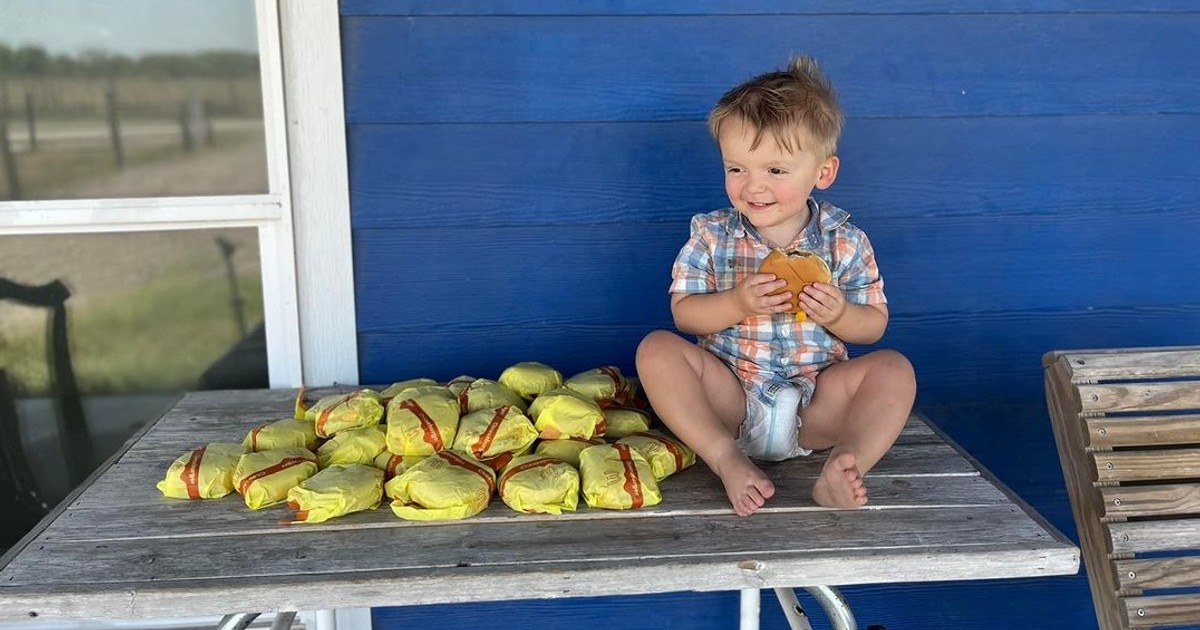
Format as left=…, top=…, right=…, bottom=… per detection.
left=708, top=55, right=844, bottom=158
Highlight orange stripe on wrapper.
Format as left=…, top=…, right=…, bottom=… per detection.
left=180, top=446, right=207, bottom=499
left=440, top=451, right=496, bottom=496
left=384, top=454, right=404, bottom=478
left=237, top=457, right=312, bottom=495
left=498, top=457, right=558, bottom=495
left=458, top=388, right=470, bottom=415
left=316, top=392, right=355, bottom=436
left=632, top=432, right=685, bottom=473
left=396, top=399, right=444, bottom=451
left=471, top=405, right=510, bottom=458
left=614, top=443, right=644, bottom=509
left=249, top=426, right=264, bottom=451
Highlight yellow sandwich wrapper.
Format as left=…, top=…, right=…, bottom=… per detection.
left=452, top=405, right=539, bottom=460
left=317, top=426, right=387, bottom=469
left=617, top=430, right=697, bottom=480
left=459, top=378, right=528, bottom=415
left=565, top=366, right=633, bottom=404
left=478, top=441, right=535, bottom=472
left=528, top=387, right=606, bottom=439
left=373, top=451, right=425, bottom=481
left=579, top=443, right=661, bottom=510
left=379, top=378, right=439, bottom=403
left=286, top=464, right=384, bottom=524
left=386, top=385, right=460, bottom=457
left=498, top=455, right=580, bottom=515
left=157, top=442, right=244, bottom=499
left=498, top=362, right=564, bottom=401
left=243, top=418, right=320, bottom=453
left=600, top=405, right=652, bottom=439
left=445, top=375, right=479, bottom=412
left=534, top=437, right=605, bottom=468
left=445, top=375, right=479, bottom=395
left=387, top=450, right=496, bottom=521
left=233, top=446, right=319, bottom=510
left=303, top=389, right=385, bottom=438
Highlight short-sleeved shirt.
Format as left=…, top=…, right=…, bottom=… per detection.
left=669, top=198, right=887, bottom=402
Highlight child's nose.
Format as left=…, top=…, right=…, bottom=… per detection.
left=746, top=173, right=768, bottom=192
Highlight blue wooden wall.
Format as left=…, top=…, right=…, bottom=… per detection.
left=340, top=2, right=1200, bottom=628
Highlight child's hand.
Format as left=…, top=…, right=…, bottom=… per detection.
left=735, top=274, right=792, bottom=317
left=800, top=282, right=846, bottom=326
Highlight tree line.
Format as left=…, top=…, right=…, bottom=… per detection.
left=0, top=44, right=258, bottom=79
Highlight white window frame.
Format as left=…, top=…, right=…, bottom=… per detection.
left=0, top=2, right=365, bottom=625
left=0, top=0, right=358, bottom=389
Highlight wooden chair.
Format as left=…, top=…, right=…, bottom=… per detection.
left=1044, top=346, right=1200, bottom=629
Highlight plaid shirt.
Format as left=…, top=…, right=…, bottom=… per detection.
left=669, top=199, right=887, bottom=400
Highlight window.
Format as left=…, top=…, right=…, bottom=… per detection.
left=0, top=0, right=356, bottom=562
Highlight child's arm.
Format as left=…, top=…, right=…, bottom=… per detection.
left=800, top=283, right=888, bottom=344
left=672, top=274, right=791, bottom=335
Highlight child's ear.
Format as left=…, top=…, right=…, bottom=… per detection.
left=815, top=156, right=840, bottom=190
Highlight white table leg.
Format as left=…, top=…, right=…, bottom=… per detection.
left=738, top=589, right=760, bottom=630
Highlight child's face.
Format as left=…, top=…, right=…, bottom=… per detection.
left=718, top=117, right=839, bottom=239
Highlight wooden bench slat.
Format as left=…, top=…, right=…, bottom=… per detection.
left=1079, top=382, right=1200, bottom=414
left=1056, top=349, right=1200, bottom=382
left=1122, top=593, right=1200, bottom=629
left=1093, top=449, right=1200, bottom=483
left=47, top=473, right=1011, bottom=541
left=1101, top=483, right=1200, bottom=518
left=1109, top=520, right=1200, bottom=554
left=1116, top=557, right=1200, bottom=590
left=1, top=505, right=1061, bottom=588
left=1086, top=415, right=1200, bottom=448
left=1047, top=347, right=1200, bottom=629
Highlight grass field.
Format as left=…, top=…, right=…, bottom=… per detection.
left=0, top=262, right=264, bottom=396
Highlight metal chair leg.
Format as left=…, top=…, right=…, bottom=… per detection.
left=774, top=586, right=858, bottom=630
left=217, top=613, right=261, bottom=630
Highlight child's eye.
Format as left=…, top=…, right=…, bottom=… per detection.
left=726, top=167, right=743, bottom=174
left=768, top=168, right=788, bottom=176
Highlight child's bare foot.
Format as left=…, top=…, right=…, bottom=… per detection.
left=812, top=451, right=867, bottom=509
left=713, top=449, right=776, bottom=516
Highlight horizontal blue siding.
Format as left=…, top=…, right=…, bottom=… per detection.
left=343, top=14, right=1200, bottom=123
left=341, top=1, right=1200, bottom=16
left=343, top=4, right=1200, bottom=629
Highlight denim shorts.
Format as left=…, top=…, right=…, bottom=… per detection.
left=735, top=378, right=814, bottom=462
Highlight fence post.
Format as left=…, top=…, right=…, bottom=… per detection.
left=24, top=93, right=37, bottom=152
left=0, top=120, right=22, bottom=201
left=105, top=83, right=124, bottom=169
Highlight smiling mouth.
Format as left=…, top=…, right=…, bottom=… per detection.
left=745, top=201, right=776, bottom=210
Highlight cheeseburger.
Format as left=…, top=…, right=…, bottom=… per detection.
left=757, top=249, right=832, bottom=321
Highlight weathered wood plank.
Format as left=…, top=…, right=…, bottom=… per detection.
left=1060, top=348, right=1200, bottom=383
left=1122, top=593, right=1200, bottom=629
left=1092, top=449, right=1200, bottom=483
left=1078, top=381, right=1200, bottom=414
left=49, top=474, right=1010, bottom=542
left=1101, top=483, right=1200, bottom=518
left=0, top=544, right=1081, bottom=621
left=1109, top=520, right=1200, bottom=554
left=1086, top=415, right=1200, bottom=448
left=1, top=505, right=1066, bottom=588
left=1044, top=354, right=1126, bottom=629
left=1116, top=557, right=1200, bottom=590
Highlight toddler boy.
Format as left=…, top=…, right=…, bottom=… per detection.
left=635, top=56, right=916, bottom=516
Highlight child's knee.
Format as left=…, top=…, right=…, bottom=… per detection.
left=872, top=349, right=915, bottom=386
left=635, top=329, right=684, bottom=368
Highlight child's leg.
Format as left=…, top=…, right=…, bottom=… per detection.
left=636, top=330, right=775, bottom=516
left=797, top=349, right=916, bottom=509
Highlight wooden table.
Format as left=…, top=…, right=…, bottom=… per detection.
left=0, top=389, right=1079, bottom=624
